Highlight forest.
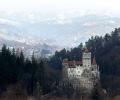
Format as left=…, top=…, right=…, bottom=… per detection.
left=0, top=28, right=120, bottom=98
left=0, top=45, right=55, bottom=96
left=49, top=28, right=120, bottom=96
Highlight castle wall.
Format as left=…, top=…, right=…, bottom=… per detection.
left=62, top=50, right=100, bottom=91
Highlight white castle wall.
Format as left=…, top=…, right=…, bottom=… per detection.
left=62, top=50, right=100, bottom=90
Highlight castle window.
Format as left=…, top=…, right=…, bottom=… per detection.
left=91, top=68, right=94, bottom=71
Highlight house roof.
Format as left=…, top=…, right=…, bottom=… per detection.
left=84, top=48, right=89, bottom=53
left=63, top=58, right=97, bottom=68
left=63, top=60, right=82, bottom=68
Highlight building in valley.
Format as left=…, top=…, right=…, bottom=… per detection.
left=62, top=49, right=100, bottom=91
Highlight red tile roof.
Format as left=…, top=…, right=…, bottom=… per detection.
left=92, top=56, right=97, bottom=65
left=84, top=48, right=89, bottom=53
left=75, top=61, right=82, bottom=65
left=63, top=60, right=82, bottom=68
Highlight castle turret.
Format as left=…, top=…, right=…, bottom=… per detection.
left=92, top=56, right=99, bottom=71
left=82, top=48, right=91, bottom=67
left=92, top=56, right=100, bottom=80
left=92, top=56, right=97, bottom=65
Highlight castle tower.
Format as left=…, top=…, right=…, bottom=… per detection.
left=82, top=48, right=91, bottom=67
left=92, top=56, right=98, bottom=71
left=92, top=56, right=97, bottom=65
left=92, top=56, right=97, bottom=67
left=92, top=56, right=100, bottom=79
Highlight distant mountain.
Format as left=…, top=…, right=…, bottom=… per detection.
left=1, top=14, right=120, bottom=57
left=0, top=17, right=62, bottom=58
left=1, top=14, right=120, bottom=48
left=0, top=36, right=60, bottom=58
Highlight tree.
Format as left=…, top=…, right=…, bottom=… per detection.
left=91, top=84, right=103, bottom=100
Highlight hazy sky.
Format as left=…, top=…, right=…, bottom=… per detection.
left=0, top=0, right=120, bottom=13
left=0, top=0, right=120, bottom=47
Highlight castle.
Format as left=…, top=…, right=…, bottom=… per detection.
left=62, top=49, right=100, bottom=91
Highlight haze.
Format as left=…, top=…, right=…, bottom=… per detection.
left=0, top=0, right=120, bottom=47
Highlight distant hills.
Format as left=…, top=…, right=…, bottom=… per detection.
left=1, top=13, right=120, bottom=47
left=0, top=36, right=60, bottom=58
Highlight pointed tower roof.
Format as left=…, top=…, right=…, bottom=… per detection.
left=84, top=48, right=89, bottom=53
left=92, top=56, right=97, bottom=65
